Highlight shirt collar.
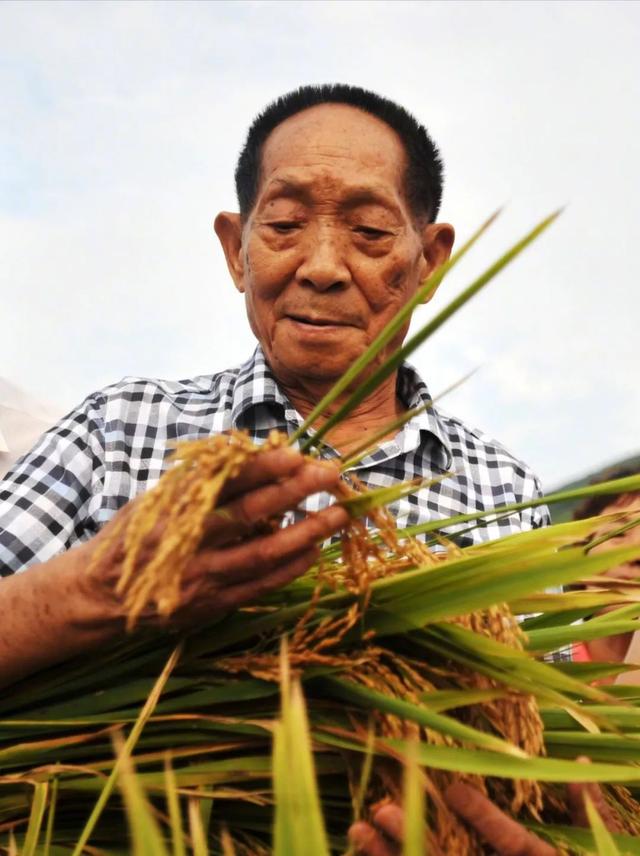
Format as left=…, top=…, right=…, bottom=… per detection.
left=230, top=346, right=298, bottom=434
left=396, top=360, right=453, bottom=471
left=230, top=345, right=452, bottom=468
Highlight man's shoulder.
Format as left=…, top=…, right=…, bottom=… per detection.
left=436, top=408, right=542, bottom=489
left=72, top=364, right=247, bottom=429
left=94, top=366, right=243, bottom=404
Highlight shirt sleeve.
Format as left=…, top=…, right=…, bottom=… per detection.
left=519, top=473, right=551, bottom=531
left=0, top=393, right=106, bottom=576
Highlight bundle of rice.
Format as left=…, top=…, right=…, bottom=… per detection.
left=2, top=212, right=640, bottom=855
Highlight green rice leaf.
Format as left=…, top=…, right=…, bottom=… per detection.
left=164, top=755, right=187, bottom=856
left=188, top=796, right=209, bottom=856
left=526, top=823, right=640, bottom=855
left=340, top=474, right=451, bottom=518
left=419, top=688, right=506, bottom=712
left=317, top=677, right=528, bottom=756
left=290, top=210, right=501, bottom=447
left=404, top=475, right=640, bottom=541
left=70, top=644, right=181, bottom=856
left=115, top=732, right=170, bottom=856
left=273, top=643, right=330, bottom=856
left=340, top=367, right=478, bottom=471
left=302, top=210, right=558, bottom=452
left=21, top=781, right=48, bottom=856
left=402, top=740, right=426, bottom=856
left=584, top=792, right=621, bottom=855
left=526, top=620, right=640, bottom=653
left=385, top=738, right=640, bottom=784
left=42, top=775, right=58, bottom=856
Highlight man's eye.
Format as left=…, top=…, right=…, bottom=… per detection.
left=355, top=226, right=390, bottom=239
left=270, top=222, right=301, bottom=233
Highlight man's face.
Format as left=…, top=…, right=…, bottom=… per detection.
left=216, top=104, right=453, bottom=386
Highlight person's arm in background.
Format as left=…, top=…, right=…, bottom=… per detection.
left=0, top=397, right=348, bottom=688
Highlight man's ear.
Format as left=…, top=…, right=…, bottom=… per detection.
left=419, top=223, right=455, bottom=303
left=214, top=212, right=245, bottom=293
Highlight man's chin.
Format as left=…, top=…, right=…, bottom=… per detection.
left=268, top=348, right=357, bottom=387
left=267, top=332, right=365, bottom=386
left=276, top=357, right=350, bottom=384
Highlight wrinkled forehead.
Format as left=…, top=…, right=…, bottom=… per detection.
left=257, top=103, right=409, bottom=204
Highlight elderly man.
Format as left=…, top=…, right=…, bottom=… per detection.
left=2, top=86, right=548, bottom=662
left=0, top=85, right=548, bottom=689
left=0, top=81, right=617, bottom=854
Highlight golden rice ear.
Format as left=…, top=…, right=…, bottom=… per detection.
left=91, top=431, right=288, bottom=627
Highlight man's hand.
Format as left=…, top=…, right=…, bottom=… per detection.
left=0, top=447, right=348, bottom=686
left=348, top=772, right=623, bottom=856
left=82, top=446, right=349, bottom=625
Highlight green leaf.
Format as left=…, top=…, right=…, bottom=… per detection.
left=402, top=740, right=426, bottom=856
left=22, top=781, right=48, bottom=856
left=317, top=676, right=528, bottom=756
left=584, top=792, right=621, bottom=855
left=526, top=620, right=640, bottom=653
left=164, top=755, right=187, bottom=856
left=404, top=475, right=640, bottom=541
left=70, top=644, right=181, bottom=856
left=340, top=474, right=451, bottom=518
left=340, top=367, right=478, bottom=471
left=385, top=738, right=640, bottom=784
left=42, top=775, right=58, bottom=856
left=526, top=823, right=640, bottom=855
left=273, top=643, right=330, bottom=856
left=188, top=797, right=209, bottom=856
left=290, top=210, right=501, bottom=447
left=302, top=210, right=558, bottom=452
left=419, top=688, right=506, bottom=712
left=115, top=733, right=171, bottom=856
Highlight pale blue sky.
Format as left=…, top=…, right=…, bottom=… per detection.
left=1, top=0, right=639, bottom=487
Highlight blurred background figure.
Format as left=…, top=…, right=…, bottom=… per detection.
left=0, top=379, right=62, bottom=479
left=570, top=467, right=640, bottom=680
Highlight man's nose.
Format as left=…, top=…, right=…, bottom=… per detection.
left=296, top=227, right=351, bottom=291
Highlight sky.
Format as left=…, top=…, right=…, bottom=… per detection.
left=1, top=0, right=639, bottom=489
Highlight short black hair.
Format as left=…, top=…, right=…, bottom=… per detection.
left=573, top=465, right=640, bottom=520
left=234, top=83, right=444, bottom=224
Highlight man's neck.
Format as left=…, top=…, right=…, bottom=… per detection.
left=275, top=371, right=405, bottom=457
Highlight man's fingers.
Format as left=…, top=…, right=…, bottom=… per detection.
left=190, top=504, right=349, bottom=582
left=215, top=548, right=319, bottom=610
left=567, top=757, right=623, bottom=833
left=348, top=821, right=399, bottom=856
left=218, top=447, right=304, bottom=501
left=371, top=803, right=404, bottom=843
left=444, top=783, right=556, bottom=856
left=203, top=459, right=343, bottom=543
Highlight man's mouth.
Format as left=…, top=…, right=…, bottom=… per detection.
left=285, top=313, right=353, bottom=327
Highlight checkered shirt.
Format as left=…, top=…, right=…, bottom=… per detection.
left=0, top=346, right=567, bottom=659
left=0, top=345, right=549, bottom=567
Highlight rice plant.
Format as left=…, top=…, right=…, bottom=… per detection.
left=1, top=212, right=640, bottom=855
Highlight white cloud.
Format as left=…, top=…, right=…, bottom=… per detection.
left=1, top=0, right=639, bottom=486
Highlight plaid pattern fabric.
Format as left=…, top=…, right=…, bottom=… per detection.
left=0, top=346, right=567, bottom=660
left=0, top=346, right=549, bottom=569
